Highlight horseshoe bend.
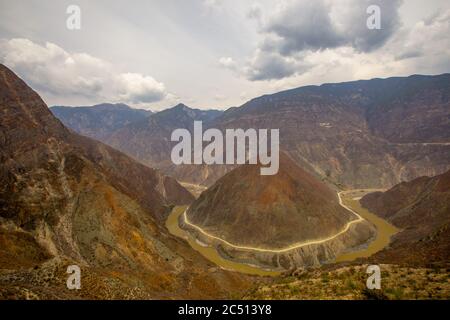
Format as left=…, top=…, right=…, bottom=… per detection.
left=181, top=154, right=377, bottom=270
left=1, top=61, right=449, bottom=300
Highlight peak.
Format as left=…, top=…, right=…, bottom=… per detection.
left=0, top=64, right=49, bottom=119
left=0, top=64, right=68, bottom=138
left=173, top=103, right=191, bottom=110
left=92, top=103, right=132, bottom=111
left=158, top=103, right=195, bottom=115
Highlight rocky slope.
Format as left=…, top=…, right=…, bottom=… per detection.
left=361, top=170, right=450, bottom=266
left=55, top=74, right=450, bottom=189
left=50, top=103, right=152, bottom=141
left=243, top=264, right=449, bottom=300
left=183, top=154, right=375, bottom=270
left=0, top=64, right=250, bottom=299
left=210, top=74, right=450, bottom=189
left=105, top=103, right=222, bottom=168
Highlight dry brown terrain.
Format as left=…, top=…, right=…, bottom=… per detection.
left=361, top=170, right=450, bottom=266
left=57, top=74, right=450, bottom=189
left=184, top=154, right=375, bottom=270
left=0, top=64, right=251, bottom=299
left=243, top=264, right=450, bottom=300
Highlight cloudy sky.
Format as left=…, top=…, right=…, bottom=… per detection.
left=0, top=0, right=449, bottom=110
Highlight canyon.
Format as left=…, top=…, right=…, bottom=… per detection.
left=182, top=153, right=375, bottom=270
left=53, top=74, right=450, bottom=189
left=1, top=64, right=448, bottom=299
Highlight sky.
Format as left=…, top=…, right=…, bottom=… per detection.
left=0, top=0, right=449, bottom=111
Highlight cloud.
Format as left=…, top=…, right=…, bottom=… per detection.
left=390, top=9, right=450, bottom=63
left=249, top=8, right=450, bottom=88
left=218, top=56, right=237, bottom=69
left=214, top=94, right=227, bottom=101
left=264, top=0, right=402, bottom=54
left=394, top=49, right=423, bottom=61
left=0, top=38, right=167, bottom=105
left=203, top=0, right=222, bottom=7
left=117, top=73, right=166, bottom=103
left=244, top=49, right=311, bottom=81
left=247, top=3, right=263, bottom=24
left=244, top=0, right=403, bottom=81
left=202, top=0, right=224, bottom=12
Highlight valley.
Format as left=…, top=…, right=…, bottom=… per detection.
left=1, top=0, right=450, bottom=303
left=166, top=189, right=399, bottom=274
left=166, top=206, right=280, bottom=277
left=52, top=74, right=450, bottom=190
left=1, top=63, right=448, bottom=299
left=335, top=190, right=399, bottom=262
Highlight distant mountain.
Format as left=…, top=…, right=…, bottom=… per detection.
left=184, top=153, right=375, bottom=270
left=209, top=74, right=450, bottom=188
left=220, top=74, right=450, bottom=143
left=105, top=103, right=223, bottom=168
left=51, top=103, right=152, bottom=140
left=0, top=64, right=249, bottom=299
left=51, top=74, right=450, bottom=189
left=361, top=170, right=450, bottom=265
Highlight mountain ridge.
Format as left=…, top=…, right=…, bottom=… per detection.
left=183, top=153, right=375, bottom=269
left=52, top=73, right=450, bottom=189
left=0, top=64, right=250, bottom=299
left=361, top=170, right=450, bottom=265
left=50, top=103, right=152, bottom=141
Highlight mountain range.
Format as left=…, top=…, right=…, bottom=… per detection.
left=51, top=74, right=450, bottom=189
left=1, top=62, right=449, bottom=299
left=51, top=103, right=152, bottom=141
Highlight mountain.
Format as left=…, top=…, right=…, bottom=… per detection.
left=56, top=74, right=450, bottom=190
left=208, top=74, right=450, bottom=188
left=0, top=64, right=249, bottom=299
left=361, top=170, right=450, bottom=265
left=183, top=153, right=375, bottom=270
left=361, top=75, right=450, bottom=143
left=105, top=103, right=223, bottom=170
left=51, top=103, right=152, bottom=141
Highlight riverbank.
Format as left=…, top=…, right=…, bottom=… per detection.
left=165, top=206, right=281, bottom=276
left=166, top=190, right=398, bottom=274
left=335, top=190, right=399, bottom=262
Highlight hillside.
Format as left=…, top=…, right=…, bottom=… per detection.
left=51, top=103, right=152, bottom=141
left=210, top=74, right=450, bottom=189
left=0, top=64, right=250, bottom=299
left=184, top=154, right=375, bottom=269
left=54, top=74, right=450, bottom=189
left=361, top=170, right=450, bottom=265
left=105, top=103, right=222, bottom=168
left=243, top=264, right=449, bottom=300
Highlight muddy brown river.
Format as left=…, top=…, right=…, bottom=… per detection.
left=166, top=190, right=398, bottom=276
left=166, top=206, right=280, bottom=276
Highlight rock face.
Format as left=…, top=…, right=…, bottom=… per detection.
left=51, top=103, right=152, bottom=141
left=0, top=64, right=250, bottom=299
left=184, top=154, right=375, bottom=270
left=56, top=74, right=450, bottom=190
left=0, top=70, right=193, bottom=224
left=210, top=74, right=450, bottom=189
left=105, top=103, right=222, bottom=168
left=361, top=170, right=450, bottom=265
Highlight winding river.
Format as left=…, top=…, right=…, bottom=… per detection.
left=335, top=190, right=399, bottom=262
left=165, top=189, right=399, bottom=276
left=166, top=206, right=280, bottom=276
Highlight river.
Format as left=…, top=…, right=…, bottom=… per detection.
left=165, top=189, right=398, bottom=276
left=335, top=190, right=399, bottom=262
left=165, top=206, right=280, bottom=276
